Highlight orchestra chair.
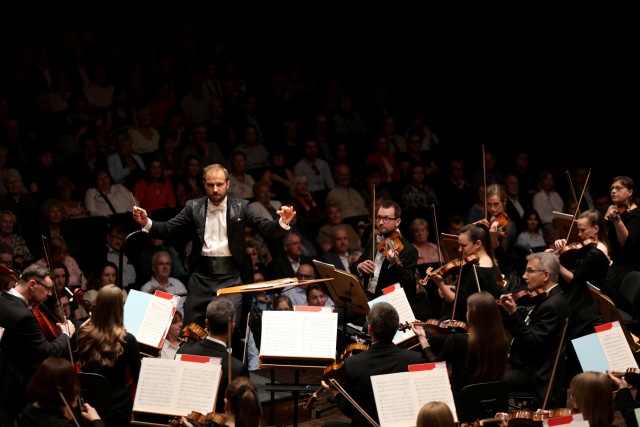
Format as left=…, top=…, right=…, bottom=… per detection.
left=77, top=372, right=112, bottom=414
left=456, top=381, right=508, bottom=423
left=620, top=271, right=640, bottom=321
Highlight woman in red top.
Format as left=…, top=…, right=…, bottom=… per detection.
left=364, top=135, right=401, bottom=184
left=133, top=157, right=176, bottom=214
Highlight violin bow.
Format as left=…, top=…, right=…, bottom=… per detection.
left=431, top=204, right=443, bottom=267
left=472, top=264, right=481, bottom=293
left=449, top=256, right=465, bottom=321
left=371, top=183, right=376, bottom=260
left=227, top=315, right=233, bottom=387
left=541, top=317, right=569, bottom=411
left=482, top=145, right=487, bottom=220
left=566, top=168, right=592, bottom=243
left=43, top=235, right=86, bottom=416
left=330, top=379, right=380, bottom=427
left=565, top=170, right=580, bottom=216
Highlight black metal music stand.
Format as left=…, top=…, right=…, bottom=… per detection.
left=313, top=260, right=370, bottom=351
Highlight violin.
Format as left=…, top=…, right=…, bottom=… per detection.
left=490, top=211, right=509, bottom=237
left=169, top=411, right=226, bottom=426
left=497, top=289, right=547, bottom=307
left=72, top=288, right=92, bottom=314
left=303, top=342, right=369, bottom=410
left=399, top=319, right=470, bottom=339
left=181, top=322, right=208, bottom=343
left=611, top=367, right=640, bottom=386
left=377, top=230, right=404, bottom=267
left=418, top=254, right=479, bottom=285
left=554, top=238, right=597, bottom=262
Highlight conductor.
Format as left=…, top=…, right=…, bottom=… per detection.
left=132, top=164, right=296, bottom=338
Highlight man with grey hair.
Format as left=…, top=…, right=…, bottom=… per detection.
left=499, top=251, right=570, bottom=410
left=140, top=251, right=187, bottom=316
left=176, top=296, right=249, bottom=412
left=321, top=302, right=423, bottom=426
left=0, top=263, right=76, bottom=425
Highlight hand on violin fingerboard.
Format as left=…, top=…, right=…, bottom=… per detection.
left=498, top=294, right=517, bottom=315
left=553, top=239, right=568, bottom=250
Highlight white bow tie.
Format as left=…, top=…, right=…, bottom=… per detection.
left=209, top=204, right=225, bottom=213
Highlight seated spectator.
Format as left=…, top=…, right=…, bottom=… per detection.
left=247, top=180, right=282, bottom=221
left=26, top=145, right=59, bottom=204
left=227, top=150, right=255, bottom=200
left=516, top=208, right=546, bottom=252
left=401, top=164, right=440, bottom=210
left=106, top=134, right=146, bottom=191
left=37, top=199, right=77, bottom=258
left=234, top=123, right=270, bottom=181
left=408, top=218, right=444, bottom=266
left=174, top=155, right=206, bottom=207
left=83, top=260, right=121, bottom=307
left=325, top=162, right=369, bottom=223
left=85, top=169, right=138, bottom=218
left=55, top=177, right=90, bottom=220
left=305, top=282, right=334, bottom=308
left=276, top=261, right=317, bottom=307
left=138, top=237, right=189, bottom=284
left=128, top=105, right=161, bottom=161
left=35, top=236, right=86, bottom=289
left=285, top=174, right=325, bottom=240
left=180, top=122, right=227, bottom=169
left=316, top=200, right=361, bottom=253
left=0, top=209, right=34, bottom=270
left=140, top=251, right=187, bottom=316
left=103, top=224, right=138, bottom=290
left=273, top=295, right=293, bottom=311
left=155, top=128, right=184, bottom=183
left=133, top=157, right=176, bottom=214
left=260, top=148, right=294, bottom=204
left=0, top=168, right=40, bottom=242
left=0, top=242, right=18, bottom=276
left=161, top=310, right=183, bottom=360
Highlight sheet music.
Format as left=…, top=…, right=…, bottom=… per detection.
left=136, top=296, right=175, bottom=346
left=369, top=288, right=416, bottom=345
left=371, top=364, right=457, bottom=427
left=598, top=322, right=639, bottom=371
left=260, top=310, right=338, bottom=360
left=134, top=358, right=221, bottom=416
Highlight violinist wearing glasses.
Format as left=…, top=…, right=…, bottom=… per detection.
left=603, top=176, right=640, bottom=313
left=499, top=252, right=570, bottom=410
left=351, top=200, right=418, bottom=306
left=548, top=209, right=608, bottom=386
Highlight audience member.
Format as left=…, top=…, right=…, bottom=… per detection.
left=128, top=106, right=161, bottom=162
left=140, top=251, right=187, bottom=315
left=227, top=150, right=255, bottom=200
left=103, top=224, right=137, bottom=290
left=85, top=169, right=138, bottom=218
left=161, top=310, right=183, bottom=360
left=325, top=162, right=369, bottom=225
left=260, top=148, right=294, bottom=204
left=133, top=157, right=176, bottom=214
left=60, top=132, right=109, bottom=200
left=155, top=128, right=184, bottom=182
left=315, top=200, right=361, bottom=253
left=174, top=155, right=206, bottom=206
left=181, top=122, right=228, bottom=169
left=293, top=139, right=335, bottom=208
left=56, top=176, right=91, bottom=220
left=516, top=208, right=546, bottom=252
left=532, top=169, right=565, bottom=225
left=233, top=123, right=269, bottom=181
left=0, top=209, right=34, bottom=270
left=106, top=134, right=146, bottom=191
left=35, top=236, right=86, bottom=289
left=318, top=224, right=355, bottom=272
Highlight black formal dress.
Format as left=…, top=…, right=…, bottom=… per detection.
left=19, top=404, right=106, bottom=427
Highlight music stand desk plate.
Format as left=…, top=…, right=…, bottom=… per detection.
left=441, top=233, right=459, bottom=264
left=217, top=278, right=332, bottom=295
left=313, top=260, right=370, bottom=316
left=553, top=211, right=580, bottom=243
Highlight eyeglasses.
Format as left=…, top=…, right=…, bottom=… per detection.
left=296, top=274, right=315, bottom=280
left=524, top=268, right=546, bottom=275
left=376, top=217, right=398, bottom=224
left=33, top=280, right=54, bottom=293
left=610, top=185, right=627, bottom=192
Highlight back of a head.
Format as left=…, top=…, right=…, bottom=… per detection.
left=570, top=371, right=613, bottom=427
left=226, top=376, right=262, bottom=427
left=27, top=357, right=79, bottom=408
left=416, top=401, right=455, bottom=427
left=368, top=302, right=399, bottom=342
left=206, top=296, right=236, bottom=334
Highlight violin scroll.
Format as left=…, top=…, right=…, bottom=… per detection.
left=490, top=211, right=509, bottom=237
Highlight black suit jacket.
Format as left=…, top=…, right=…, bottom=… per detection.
left=504, top=285, right=570, bottom=408
left=0, top=292, right=70, bottom=417
left=148, top=196, right=288, bottom=284
left=350, top=234, right=419, bottom=306
left=176, top=338, right=249, bottom=412
left=336, top=341, right=424, bottom=426
left=318, top=249, right=353, bottom=272
left=266, top=254, right=315, bottom=281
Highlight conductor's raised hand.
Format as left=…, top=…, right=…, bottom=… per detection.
left=133, top=206, right=149, bottom=227
left=278, top=205, right=297, bottom=225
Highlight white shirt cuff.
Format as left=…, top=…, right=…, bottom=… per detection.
left=142, top=219, right=153, bottom=232
left=279, top=217, right=291, bottom=230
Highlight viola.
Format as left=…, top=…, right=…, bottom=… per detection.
left=418, top=254, right=479, bottom=285
left=303, top=342, right=369, bottom=410
left=72, top=288, right=92, bottom=314
left=377, top=230, right=404, bottom=267
left=181, top=322, right=208, bottom=343
left=490, top=211, right=509, bottom=237
left=608, top=202, right=630, bottom=221
left=554, top=238, right=597, bottom=262
left=497, top=289, right=547, bottom=307
left=169, top=411, right=226, bottom=426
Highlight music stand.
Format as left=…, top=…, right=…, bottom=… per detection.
left=440, top=233, right=459, bottom=263
left=588, top=282, right=640, bottom=354
left=313, top=260, right=370, bottom=351
left=553, top=211, right=580, bottom=243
